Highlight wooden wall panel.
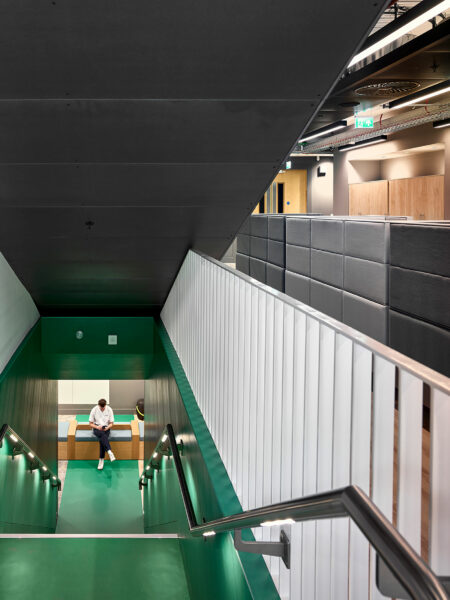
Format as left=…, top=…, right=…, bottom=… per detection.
left=389, top=175, right=444, bottom=220
left=349, top=180, right=388, bottom=216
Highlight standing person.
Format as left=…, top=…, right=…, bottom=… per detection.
left=89, top=399, right=116, bottom=470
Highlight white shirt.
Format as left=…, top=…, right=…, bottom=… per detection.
left=89, top=405, right=114, bottom=427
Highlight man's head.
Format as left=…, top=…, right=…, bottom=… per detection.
left=98, top=398, right=107, bottom=411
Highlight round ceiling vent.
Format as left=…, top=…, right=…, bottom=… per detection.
left=354, top=81, right=420, bottom=97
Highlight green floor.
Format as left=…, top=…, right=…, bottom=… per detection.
left=0, top=538, right=190, bottom=599
left=56, top=460, right=144, bottom=533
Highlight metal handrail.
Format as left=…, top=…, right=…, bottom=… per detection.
left=0, top=423, right=61, bottom=489
left=140, top=424, right=448, bottom=600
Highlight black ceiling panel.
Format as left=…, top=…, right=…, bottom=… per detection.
left=0, top=0, right=386, bottom=101
left=0, top=0, right=387, bottom=314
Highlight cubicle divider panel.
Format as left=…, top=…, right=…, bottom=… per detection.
left=161, top=250, right=450, bottom=600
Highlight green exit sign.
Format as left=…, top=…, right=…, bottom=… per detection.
left=355, top=117, right=374, bottom=129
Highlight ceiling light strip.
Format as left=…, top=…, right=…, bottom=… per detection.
left=388, top=80, right=450, bottom=110
left=433, top=117, right=450, bottom=128
left=338, top=135, right=387, bottom=152
left=298, top=121, right=347, bottom=144
left=348, top=0, right=450, bottom=67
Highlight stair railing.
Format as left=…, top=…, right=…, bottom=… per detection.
left=140, top=423, right=448, bottom=600
left=0, top=423, right=61, bottom=490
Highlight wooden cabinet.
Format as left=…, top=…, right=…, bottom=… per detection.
left=389, top=175, right=444, bottom=220
left=349, top=180, right=389, bottom=215
left=349, top=175, right=444, bottom=219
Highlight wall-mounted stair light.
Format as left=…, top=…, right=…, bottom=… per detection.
left=203, top=531, right=216, bottom=537
left=387, top=80, right=450, bottom=110
left=433, top=117, right=450, bottom=129
left=348, top=0, right=450, bottom=67
left=298, top=120, right=347, bottom=144
left=339, top=135, right=387, bottom=152
left=261, top=518, right=295, bottom=527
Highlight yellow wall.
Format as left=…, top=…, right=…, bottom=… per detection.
left=256, top=170, right=307, bottom=213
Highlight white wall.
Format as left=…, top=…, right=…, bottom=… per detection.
left=308, top=158, right=334, bottom=213
left=0, top=253, right=39, bottom=374
left=58, top=380, right=110, bottom=405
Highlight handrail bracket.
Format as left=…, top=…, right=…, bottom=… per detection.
left=234, top=528, right=291, bottom=570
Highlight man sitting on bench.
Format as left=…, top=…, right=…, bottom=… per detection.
left=89, top=399, right=116, bottom=470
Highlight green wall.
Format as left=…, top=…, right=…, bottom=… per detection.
left=0, top=322, right=58, bottom=532
left=41, top=317, right=155, bottom=379
left=143, top=321, right=279, bottom=600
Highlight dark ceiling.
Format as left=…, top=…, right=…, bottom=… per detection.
left=0, top=0, right=387, bottom=315
left=305, top=19, right=450, bottom=132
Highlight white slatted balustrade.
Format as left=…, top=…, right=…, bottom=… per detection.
left=161, top=250, right=450, bottom=600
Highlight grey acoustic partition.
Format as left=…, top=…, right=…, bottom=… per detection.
left=286, top=217, right=311, bottom=247
left=268, top=215, right=286, bottom=242
left=344, top=220, right=389, bottom=263
left=250, top=236, right=268, bottom=261
left=310, top=280, right=343, bottom=321
left=311, top=219, right=344, bottom=253
left=237, top=233, right=250, bottom=255
left=390, top=266, right=450, bottom=329
left=285, top=271, right=310, bottom=305
left=236, top=253, right=250, bottom=275
left=250, top=215, right=269, bottom=238
left=343, top=291, right=388, bottom=344
left=249, top=257, right=266, bottom=284
left=389, top=309, right=450, bottom=377
left=390, top=224, right=450, bottom=277
left=311, top=249, right=344, bottom=289
left=344, top=256, right=388, bottom=304
left=266, top=263, right=284, bottom=293
left=268, top=240, right=285, bottom=268
left=286, top=244, right=310, bottom=276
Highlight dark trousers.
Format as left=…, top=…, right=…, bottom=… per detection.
left=93, top=429, right=111, bottom=458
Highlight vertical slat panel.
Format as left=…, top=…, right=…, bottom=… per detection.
left=270, top=298, right=284, bottom=584
left=262, top=293, right=275, bottom=573
left=349, top=344, right=372, bottom=600
left=331, top=334, right=353, bottom=600
left=301, top=316, right=320, bottom=600
left=371, top=355, right=396, bottom=600
left=248, top=285, right=259, bottom=511
left=398, top=370, right=423, bottom=554
left=430, top=388, right=450, bottom=575
left=161, top=251, right=448, bottom=600
left=290, top=310, right=307, bottom=599
left=315, top=324, right=336, bottom=600
left=254, top=290, right=267, bottom=542
left=279, top=303, right=294, bottom=599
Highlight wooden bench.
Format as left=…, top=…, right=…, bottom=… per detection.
left=61, top=419, right=140, bottom=460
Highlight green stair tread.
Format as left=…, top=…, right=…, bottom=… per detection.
left=0, top=538, right=190, bottom=600
left=56, top=460, right=144, bottom=534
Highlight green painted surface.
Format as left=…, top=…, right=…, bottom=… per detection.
left=0, top=538, right=191, bottom=600
left=0, top=437, right=57, bottom=533
left=41, top=316, right=154, bottom=379
left=0, top=322, right=58, bottom=532
left=143, top=322, right=280, bottom=600
left=56, top=461, right=144, bottom=533
left=76, top=414, right=134, bottom=422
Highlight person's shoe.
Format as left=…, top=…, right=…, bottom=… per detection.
left=98, top=458, right=104, bottom=470
left=108, top=451, right=116, bottom=462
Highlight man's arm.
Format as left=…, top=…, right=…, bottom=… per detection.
left=105, top=407, right=114, bottom=430
left=89, top=420, right=101, bottom=430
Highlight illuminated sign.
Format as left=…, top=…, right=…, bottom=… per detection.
left=355, top=117, right=374, bottom=129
